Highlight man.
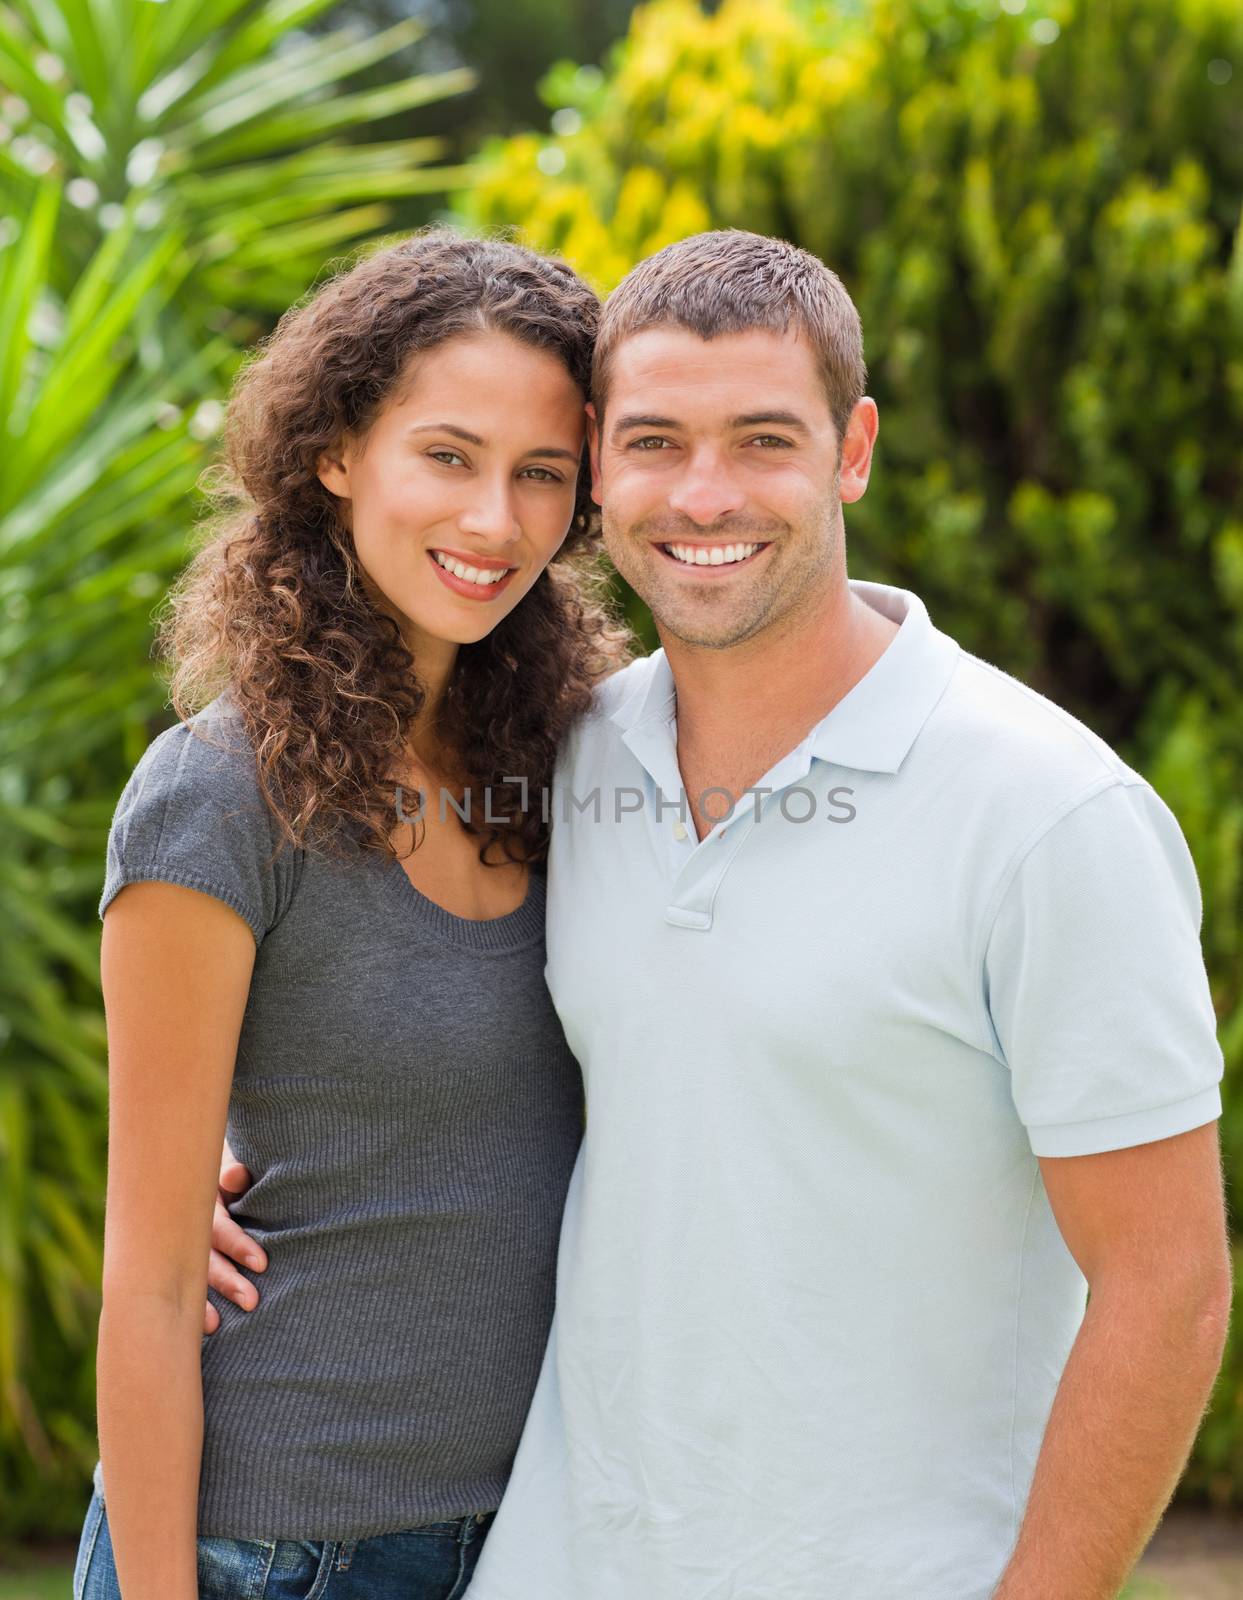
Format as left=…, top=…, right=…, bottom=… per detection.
left=214, top=231, right=1230, bottom=1598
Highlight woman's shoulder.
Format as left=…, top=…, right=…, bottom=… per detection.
left=123, top=695, right=263, bottom=813
left=102, top=697, right=296, bottom=943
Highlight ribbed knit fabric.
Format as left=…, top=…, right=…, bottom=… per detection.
left=92, top=698, right=583, bottom=1539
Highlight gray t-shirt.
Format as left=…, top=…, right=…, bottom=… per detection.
left=93, top=697, right=583, bottom=1539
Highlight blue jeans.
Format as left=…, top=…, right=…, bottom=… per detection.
left=74, top=1489, right=493, bottom=1599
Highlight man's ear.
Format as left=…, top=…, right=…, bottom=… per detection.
left=316, top=440, right=351, bottom=500
left=838, top=398, right=879, bottom=506
left=585, top=403, right=603, bottom=507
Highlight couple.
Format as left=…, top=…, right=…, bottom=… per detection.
left=77, top=227, right=1228, bottom=1600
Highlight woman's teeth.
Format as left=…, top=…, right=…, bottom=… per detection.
left=432, top=552, right=512, bottom=585
left=663, top=542, right=762, bottom=567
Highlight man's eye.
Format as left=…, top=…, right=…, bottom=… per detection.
left=429, top=450, right=467, bottom=467
left=630, top=436, right=672, bottom=451
left=748, top=436, right=791, bottom=448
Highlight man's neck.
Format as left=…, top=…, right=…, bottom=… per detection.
left=660, top=575, right=900, bottom=834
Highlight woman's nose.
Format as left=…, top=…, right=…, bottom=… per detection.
left=457, top=478, right=521, bottom=544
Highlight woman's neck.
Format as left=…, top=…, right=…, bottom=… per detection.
left=401, top=629, right=459, bottom=765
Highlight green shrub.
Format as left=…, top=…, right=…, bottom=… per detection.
left=460, top=0, right=1243, bottom=1499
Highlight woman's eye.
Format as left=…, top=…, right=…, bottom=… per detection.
left=429, top=450, right=466, bottom=467
left=521, top=466, right=564, bottom=483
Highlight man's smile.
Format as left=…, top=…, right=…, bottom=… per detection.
left=654, top=540, right=771, bottom=572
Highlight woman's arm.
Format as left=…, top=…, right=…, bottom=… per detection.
left=97, top=880, right=256, bottom=1600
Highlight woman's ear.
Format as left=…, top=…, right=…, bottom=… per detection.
left=316, top=441, right=351, bottom=500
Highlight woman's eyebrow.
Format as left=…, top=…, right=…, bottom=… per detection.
left=406, top=423, right=578, bottom=461
left=407, top=422, right=486, bottom=445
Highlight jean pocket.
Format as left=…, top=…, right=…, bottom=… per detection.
left=197, top=1534, right=277, bottom=1600
left=261, top=1540, right=333, bottom=1600
left=405, top=1520, right=465, bottom=1538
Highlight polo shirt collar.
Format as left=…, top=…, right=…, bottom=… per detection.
left=806, top=580, right=960, bottom=774
left=608, top=579, right=960, bottom=777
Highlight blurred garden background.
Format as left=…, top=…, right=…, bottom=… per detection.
left=1, top=0, right=1241, bottom=1591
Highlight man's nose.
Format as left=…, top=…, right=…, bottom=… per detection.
left=665, top=451, right=747, bottom=525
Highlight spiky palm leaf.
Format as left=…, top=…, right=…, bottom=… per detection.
left=1, top=0, right=474, bottom=330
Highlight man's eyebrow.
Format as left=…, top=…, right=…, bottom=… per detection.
left=729, top=411, right=811, bottom=433
left=611, top=414, right=681, bottom=435
left=406, top=425, right=578, bottom=461
left=610, top=411, right=814, bottom=438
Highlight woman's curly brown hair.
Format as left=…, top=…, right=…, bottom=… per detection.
left=159, top=229, right=633, bottom=870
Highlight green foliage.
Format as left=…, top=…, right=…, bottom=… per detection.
left=0, top=0, right=475, bottom=332
left=453, top=0, right=639, bottom=132
left=305, top=0, right=641, bottom=155
left=0, top=0, right=469, bottom=1538
left=0, top=1562, right=76, bottom=1600
left=461, top=0, right=1243, bottom=1499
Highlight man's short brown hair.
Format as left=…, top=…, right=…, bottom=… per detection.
left=593, top=229, right=867, bottom=439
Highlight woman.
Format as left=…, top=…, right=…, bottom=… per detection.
left=73, top=230, right=630, bottom=1600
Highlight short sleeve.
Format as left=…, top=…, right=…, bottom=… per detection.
left=983, top=778, right=1223, bottom=1157
left=100, top=705, right=295, bottom=945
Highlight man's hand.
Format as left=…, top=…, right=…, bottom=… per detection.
left=203, top=1147, right=266, bottom=1335
left=992, top=1122, right=1231, bottom=1599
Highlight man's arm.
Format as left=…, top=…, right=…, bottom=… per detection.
left=992, top=1121, right=1231, bottom=1600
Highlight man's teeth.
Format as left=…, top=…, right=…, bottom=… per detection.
left=664, top=542, right=761, bottom=567
left=432, top=551, right=511, bottom=586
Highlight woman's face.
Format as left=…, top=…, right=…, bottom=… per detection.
left=317, top=330, right=587, bottom=652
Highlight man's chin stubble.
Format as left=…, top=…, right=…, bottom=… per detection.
left=657, top=606, right=778, bottom=652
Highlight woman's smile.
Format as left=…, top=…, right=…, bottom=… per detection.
left=428, top=547, right=521, bottom=600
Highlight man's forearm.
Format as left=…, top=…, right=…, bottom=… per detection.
left=992, top=1273, right=1229, bottom=1600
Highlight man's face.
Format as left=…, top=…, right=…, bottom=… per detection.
left=589, top=326, right=876, bottom=651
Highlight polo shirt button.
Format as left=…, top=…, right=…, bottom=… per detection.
left=672, top=820, right=689, bottom=841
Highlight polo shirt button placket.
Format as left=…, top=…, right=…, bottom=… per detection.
left=664, top=811, right=755, bottom=931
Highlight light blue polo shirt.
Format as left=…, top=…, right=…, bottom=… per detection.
left=467, top=580, right=1223, bottom=1600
